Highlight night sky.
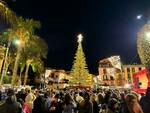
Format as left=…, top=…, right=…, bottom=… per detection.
left=5, top=0, right=150, bottom=74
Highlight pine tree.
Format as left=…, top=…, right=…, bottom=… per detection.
left=70, top=34, right=93, bottom=86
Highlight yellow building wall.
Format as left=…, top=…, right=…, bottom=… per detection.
left=122, top=65, right=146, bottom=86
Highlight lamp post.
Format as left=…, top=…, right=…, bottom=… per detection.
left=0, top=41, right=11, bottom=85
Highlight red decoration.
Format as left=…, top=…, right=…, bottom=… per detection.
left=133, top=69, right=148, bottom=93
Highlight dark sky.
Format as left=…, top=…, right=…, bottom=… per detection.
left=5, top=0, right=150, bottom=74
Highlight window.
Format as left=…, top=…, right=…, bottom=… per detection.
left=103, top=75, right=108, bottom=80
left=139, top=67, right=142, bottom=71
left=127, top=68, right=130, bottom=72
left=132, top=68, right=135, bottom=73
left=128, top=74, right=131, bottom=78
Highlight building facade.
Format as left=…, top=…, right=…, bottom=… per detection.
left=44, top=68, right=69, bottom=89
left=98, top=56, right=146, bottom=87
left=98, top=59, right=123, bottom=86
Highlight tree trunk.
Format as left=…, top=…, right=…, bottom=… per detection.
left=23, top=63, right=30, bottom=86
left=0, top=41, right=11, bottom=85
left=18, top=69, right=23, bottom=85
left=11, top=47, right=22, bottom=85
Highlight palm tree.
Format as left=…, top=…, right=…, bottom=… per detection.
left=23, top=36, right=48, bottom=85
left=0, top=1, right=46, bottom=86
left=0, top=0, right=18, bottom=26
left=18, top=61, right=25, bottom=85
left=23, top=58, right=45, bottom=86
left=0, top=1, right=42, bottom=85
left=11, top=19, right=41, bottom=85
left=0, top=28, right=18, bottom=84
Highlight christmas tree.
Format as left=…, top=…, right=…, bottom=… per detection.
left=137, top=22, right=150, bottom=73
left=70, top=34, right=93, bottom=86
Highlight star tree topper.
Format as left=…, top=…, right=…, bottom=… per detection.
left=77, top=34, right=83, bottom=43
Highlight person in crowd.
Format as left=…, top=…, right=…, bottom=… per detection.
left=25, top=90, right=36, bottom=113
left=78, top=92, right=93, bottom=113
left=111, top=93, right=119, bottom=100
left=97, top=93, right=105, bottom=113
left=44, top=92, right=51, bottom=113
left=18, top=98, right=30, bottom=113
left=0, top=88, right=23, bottom=113
left=106, top=98, right=119, bottom=113
left=62, top=93, right=77, bottom=113
left=40, top=75, right=45, bottom=89
left=74, top=93, right=83, bottom=113
left=49, top=93, right=63, bottom=113
left=120, top=92, right=128, bottom=113
left=75, top=93, right=84, bottom=104
left=90, top=94, right=99, bottom=113
left=140, top=87, right=150, bottom=113
left=125, top=93, right=143, bottom=113
left=103, top=90, right=111, bottom=105
left=32, top=95, right=46, bottom=113
left=97, top=93, right=104, bottom=105
left=16, top=88, right=27, bottom=102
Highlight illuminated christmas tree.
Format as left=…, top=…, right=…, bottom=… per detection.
left=137, top=22, right=150, bottom=70
left=70, top=34, right=93, bottom=86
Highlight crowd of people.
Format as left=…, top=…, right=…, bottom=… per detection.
left=0, top=86, right=150, bottom=113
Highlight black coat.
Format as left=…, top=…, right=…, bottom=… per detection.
left=32, top=95, right=47, bottom=113
left=92, top=100, right=99, bottom=113
left=49, top=100, right=63, bottom=113
left=140, top=87, right=150, bottom=113
left=0, top=99, right=22, bottom=113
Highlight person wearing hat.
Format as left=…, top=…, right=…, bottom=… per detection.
left=0, top=88, right=23, bottom=113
